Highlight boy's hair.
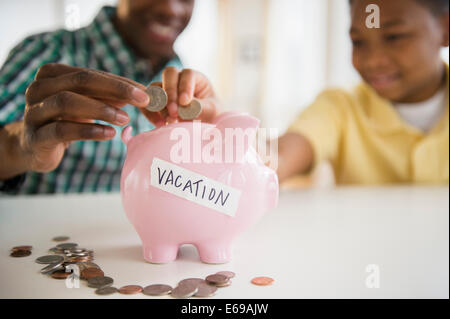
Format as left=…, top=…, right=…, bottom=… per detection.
left=421, top=0, right=450, bottom=16
left=349, top=0, right=449, bottom=16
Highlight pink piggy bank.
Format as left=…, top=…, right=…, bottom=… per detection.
left=120, top=112, right=278, bottom=263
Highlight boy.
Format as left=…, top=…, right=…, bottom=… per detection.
left=277, top=0, right=449, bottom=184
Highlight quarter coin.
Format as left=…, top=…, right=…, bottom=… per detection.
left=95, top=286, right=118, bottom=295
left=35, top=255, right=64, bottom=264
left=88, top=276, right=114, bottom=288
left=171, top=284, right=198, bottom=299
left=143, top=284, right=173, bottom=296
left=146, top=86, right=168, bottom=112
left=178, top=99, right=202, bottom=120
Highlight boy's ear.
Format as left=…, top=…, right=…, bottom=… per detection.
left=441, top=13, right=449, bottom=47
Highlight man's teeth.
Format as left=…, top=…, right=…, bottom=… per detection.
left=151, top=23, right=174, bottom=37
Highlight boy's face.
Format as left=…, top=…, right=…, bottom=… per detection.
left=350, top=0, right=449, bottom=103
left=116, top=0, right=194, bottom=60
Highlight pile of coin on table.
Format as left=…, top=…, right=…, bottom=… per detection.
left=146, top=85, right=202, bottom=120
left=11, top=236, right=274, bottom=298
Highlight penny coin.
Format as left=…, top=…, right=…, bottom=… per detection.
left=95, top=286, right=118, bottom=295
left=178, top=99, right=202, bottom=120
left=119, top=285, right=143, bottom=295
left=10, top=250, right=31, bottom=257
left=87, top=276, right=114, bottom=288
left=216, top=271, right=235, bottom=279
left=251, top=276, right=274, bottom=286
left=56, top=243, right=78, bottom=250
left=11, top=245, right=32, bottom=251
left=194, top=282, right=218, bottom=297
left=205, top=274, right=229, bottom=286
left=76, top=262, right=100, bottom=273
left=178, top=278, right=205, bottom=288
left=81, top=267, right=104, bottom=279
left=146, top=86, right=168, bottom=112
left=52, top=236, right=70, bottom=242
left=51, top=270, right=72, bottom=279
left=143, top=284, right=173, bottom=296
left=35, top=255, right=64, bottom=264
left=171, top=284, right=198, bottom=299
left=40, top=261, right=65, bottom=274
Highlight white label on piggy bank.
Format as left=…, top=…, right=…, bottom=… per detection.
left=150, top=157, right=241, bottom=217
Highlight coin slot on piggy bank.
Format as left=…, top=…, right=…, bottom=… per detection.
left=120, top=112, right=279, bottom=264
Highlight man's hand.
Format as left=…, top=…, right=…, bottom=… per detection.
left=142, top=67, right=221, bottom=127
left=20, top=63, right=149, bottom=173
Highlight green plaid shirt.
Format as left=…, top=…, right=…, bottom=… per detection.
left=0, top=6, right=182, bottom=194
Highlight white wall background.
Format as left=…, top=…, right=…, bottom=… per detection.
left=1, top=0, right=448, bottom=133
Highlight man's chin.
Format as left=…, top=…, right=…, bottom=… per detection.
left=139, top=45, right=175, bottom=62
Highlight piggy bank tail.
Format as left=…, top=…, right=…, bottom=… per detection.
left=121, top=126, right=133, bottom=146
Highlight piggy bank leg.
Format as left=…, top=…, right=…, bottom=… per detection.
left=143, top=244, right=179, bottom=263
left=196, top=240, right=233, bottom=264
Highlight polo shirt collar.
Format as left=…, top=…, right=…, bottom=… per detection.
left=359, top=63, right=449, bottom=136
left=85, top=6, right=153, bottom=79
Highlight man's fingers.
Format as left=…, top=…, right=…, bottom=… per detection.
left=34, top=121, right=116, bottom=147
left=149, top=81, right=162, bottom=88
left=35, top=63, right=147, bottom=91
left=25, top=91, right=130, bottom=129
left=177, top=69, right=196, bottom=106
left=27, top=69, right=149, bottom=107
left=162, top=67, right=180, bottom=118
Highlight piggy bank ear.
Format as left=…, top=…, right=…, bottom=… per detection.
left=214, top=112, right=260, bottom=162
left=211, top=111, right=243, bottom=124
left=121, top=126, right=133, bottom=146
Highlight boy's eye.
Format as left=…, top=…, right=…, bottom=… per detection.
left=351, top=39, right=364, bottom=47
left=385, top=33, right=408, bottom=42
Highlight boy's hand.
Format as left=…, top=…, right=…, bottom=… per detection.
left=142, top=67, right=221, bottom=127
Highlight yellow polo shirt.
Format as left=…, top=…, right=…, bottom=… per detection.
left=287, top=66, right=449, bottom=185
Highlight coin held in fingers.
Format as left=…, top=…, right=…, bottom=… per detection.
left=146, top=86, right=168, bottom=112
left=178, top=99, right=202, bottom=120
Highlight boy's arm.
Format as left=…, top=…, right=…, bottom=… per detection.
left=275, top=89, right=345, bottom=183
left=276, top=132, right=314, bottom=183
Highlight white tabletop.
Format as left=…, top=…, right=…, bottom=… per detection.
left=0, top=186, right=448, bottom=299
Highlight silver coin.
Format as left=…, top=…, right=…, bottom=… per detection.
left=56, top=243, right=78, bottom=250
left=171, top=284, right=198, bottom=299
left=49, top=247, right=64, bottom=254
left=142, top=284, right=173, bottom=296
left=52, top=236, right=70, bottom=242
left=87, top=276, right=114, bottom=289
left=178, top=99, right=202, bottom=120
left=40, top=261, right=65, bottom=274
left=35, top=255, right=65, bottom=264
left=178, top=278, right=205, bottom=288
left=146, top=86, right=168, bottom=112
left=194, top=282, right=218, bottom=298
left=95, top=286, right=118, bottom=295
left=216, top=279, right=232, bottom=287
left=205, top=274, right=229, bottom=286
left=65, top=250, right=92, bottom=257
left=216, top=271, right=235, bottom=279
